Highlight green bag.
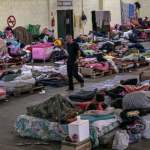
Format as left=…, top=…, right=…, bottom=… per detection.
left=29, top=24, right=41, bottom=35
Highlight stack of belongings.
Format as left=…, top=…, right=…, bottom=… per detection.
left=0, top=69, right=35, bottom=95
left=3, top=27, right=32, bottom=63
left=98, top=40, right=147, bottom=73
left=50, top=39, right=68, bottom=63
left=93, top=78, right=150, bottom=146
left=14, top=93, right=121, bottom=148
left=23, top=65, right=82, bottom=88
left=111, top=79, right=150, bottom=144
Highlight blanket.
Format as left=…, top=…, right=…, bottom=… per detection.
left=86, top=62, right=109, bottom=71
left=123, top=91, right=150, bottom=110
left=121, top=0, right=130, bottom=24
left=26, top=94, right=76, bottom=122
left=120, top=85, right=149, bottom=93
left=13, top=26, right=33, bottom=45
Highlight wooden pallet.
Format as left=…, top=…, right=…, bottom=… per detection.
left=13, top=86, right=45, bottom=97
left=82, top=70, right=112, bottom=79
left=0, top=61, right=23, bottom=68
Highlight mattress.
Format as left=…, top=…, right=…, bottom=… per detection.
left=14, top=115, right=119, bottom=147
left=0, top=85, right=33, bottom=95
left=0, top=78, right=35, bottom=88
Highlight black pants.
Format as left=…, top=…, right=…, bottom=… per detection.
left=67, top=63, right=84, bottom=90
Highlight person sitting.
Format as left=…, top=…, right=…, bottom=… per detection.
left=74, top=93, right=107, bottom=111
left=131, top=18, right=141, bottom=27
left=142, top=16, right=149, bottom=29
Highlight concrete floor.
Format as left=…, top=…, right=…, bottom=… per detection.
left=0, top=42, right=150, bottom=150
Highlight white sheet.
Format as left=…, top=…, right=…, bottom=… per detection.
left=90, top=118, right=117, bottom=130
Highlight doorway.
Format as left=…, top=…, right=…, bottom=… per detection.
left=57, top=10, right=74, bottom=39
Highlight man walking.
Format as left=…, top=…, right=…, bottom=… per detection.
left=66, top=34, right=84, bottom=91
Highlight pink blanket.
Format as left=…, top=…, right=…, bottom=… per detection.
left=86, top=62, right=109, bottom=71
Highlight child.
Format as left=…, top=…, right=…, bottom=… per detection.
left=74, top=93, right=107, bottom=111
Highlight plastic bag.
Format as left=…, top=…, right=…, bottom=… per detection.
left=112, top=130, right=129, bottom=150
left=128, top=133, right=141, bottom=144
left=140, top=114, right=150, bottom=139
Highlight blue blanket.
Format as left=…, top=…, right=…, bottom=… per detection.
left=129, top=4, right=134, bottom=18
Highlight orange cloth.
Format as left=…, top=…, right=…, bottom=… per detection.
left=131, top=20, right=141, bottom=27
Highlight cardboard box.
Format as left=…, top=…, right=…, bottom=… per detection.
left=61, top=138, right=92, bottom=150
left=138, top=64, right=150, bottom=82
left=81, top=67, right=93, bottom=75
left=115, top=45, right=124, bottom=50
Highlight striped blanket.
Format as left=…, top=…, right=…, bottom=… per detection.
left=121, top=85, right=149, bottom=93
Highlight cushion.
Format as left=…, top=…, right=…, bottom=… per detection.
left=76, top=115, right=115, bottom=122
left=29, top=24, right=41, bottom=35
left=82, top=107, right=115, bottom=116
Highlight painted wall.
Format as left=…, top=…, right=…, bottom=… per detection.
left=0, top=0, right=49, bottom=32
left=139, top=0, right=150, bottom=19
left=103, top=0, right=146, bottom=26
left=49, top=0, right=100, bottom=38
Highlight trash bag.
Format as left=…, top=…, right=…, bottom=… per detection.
left=140, top=114, right=150, bottom=139
left=129, top=34, right=137, bottom=43
left=112, top=130, right=129, bottom=150
left=128, top=133, right=141, bottom=144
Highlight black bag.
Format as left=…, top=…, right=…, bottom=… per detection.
left=129, top=34, right=137, bottom=43
left=120, top=78, right=138, bottom=85
left=111, top=98, right=123, bottom=109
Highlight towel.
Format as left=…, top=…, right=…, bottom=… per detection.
left=96, top=11, right=103, bottom=28
left=129, top=4, right=134, bottom=18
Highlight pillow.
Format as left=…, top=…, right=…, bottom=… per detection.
left=82, top=107, right=115, bottom=116
left=76, top=115, right=115, bottom=123
left=14, top=74, right=32, bottom=81
left=29, top=24, right=41, bottom=35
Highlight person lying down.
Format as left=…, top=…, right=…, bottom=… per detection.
left=26, top=94, right=107, bottom=123
left=67, top=93, right=107, bottom=121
